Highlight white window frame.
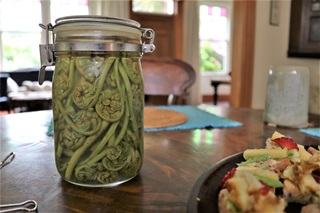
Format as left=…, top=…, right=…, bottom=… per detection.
left=198, top=1, right=233, bottom=96
left=199, top=1, right=233, bottom=76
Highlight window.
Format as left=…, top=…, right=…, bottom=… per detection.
left=132, top=0, right=174, bottom=15
left=0, top=0, right=42, bottom=71
left=199, top=2, right=232, bottom=74
left=50, top=0, right=88, bottom=22
left=0, top=0, right=88, bottom=71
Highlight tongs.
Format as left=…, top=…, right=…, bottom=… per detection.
left=0, top=152, right=15, bottom=169
left=0, top=153, right=38, bottom=212
left=0, top=200, right=37, bottom=212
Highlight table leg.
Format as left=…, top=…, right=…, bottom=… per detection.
left=212, top=82, right=219, bottom=105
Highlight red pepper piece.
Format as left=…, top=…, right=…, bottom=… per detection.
left=219, top=167, right=237, bottom=187
left=260, top=181, right=271, bottom=195
left=273, top=137, right=299, bottom=150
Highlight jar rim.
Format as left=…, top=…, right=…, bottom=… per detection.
left=54, top=15, right=141, bottom=29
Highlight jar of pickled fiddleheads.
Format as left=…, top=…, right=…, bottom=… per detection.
left=39, top=16, right=155, bottom=187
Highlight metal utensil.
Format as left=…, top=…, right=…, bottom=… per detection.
left=0, top=152, right=15, bottom=169
left=0, top=200, right=37, bottom=212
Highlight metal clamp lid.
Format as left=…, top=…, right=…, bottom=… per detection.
left=39, top=23, right=54, bottom=85
left=54, top=15, right=141, bottom=29
left=38, top=16, right=156, bottom=85
left=142, top=28, right=156, bottom=53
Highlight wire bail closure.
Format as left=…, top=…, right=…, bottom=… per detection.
left=38, top=18, right=156, bottom=85
left=39, top=23, right=54, bottom=85
left=141, top=28, right=156, bottom=53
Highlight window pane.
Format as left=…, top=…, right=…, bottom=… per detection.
left=0, top=0, right=88, bottom=71
left=0, top=0, right=41, bottom=32
left=51, top=0, right=88, bottom=22
left=0, top=0, right=41, bottom=71
left=199, top=3, right=231, bottom=73
left=132, top=0, right=174, bottom=15
left=199, top=5, right=228, bottom=40
left=200, top=40, right=226, bottom=72
left=2, top=32, right=41, bottom=70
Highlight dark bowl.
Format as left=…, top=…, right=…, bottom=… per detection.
left=187, top=152, right=309, bottom=213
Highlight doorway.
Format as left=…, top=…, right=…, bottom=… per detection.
left=129, top=0, right=255, bottom=107
left=198, top=1, right=233, bottom=105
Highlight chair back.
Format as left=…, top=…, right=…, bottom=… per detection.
left=141, top=58, right=196, bottom=105
left=0, top=73, right=9, bottom=97
left=0, top=73, right=10, bottom=112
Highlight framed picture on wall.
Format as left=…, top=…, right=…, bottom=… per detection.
left=288, top=0, right=320, bottom=58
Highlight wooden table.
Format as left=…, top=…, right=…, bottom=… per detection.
left=0, top=107, right=319, bottom=212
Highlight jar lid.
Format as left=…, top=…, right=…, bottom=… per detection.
left=39, top=15, right=155, bottom=85
left=51, top=16, right=145, bottom=53
left=54, top=15, right=141, bottom=30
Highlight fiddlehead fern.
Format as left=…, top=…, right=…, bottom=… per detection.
left=57, top=100, right=102, bottom=136
left=72, top=78, right=95, bottom=109
left=60, top=125, right=86, bottom=150
left=120, top=148, right=142, bottom=178
left=54, top=57, right=75, bottom=100
left=64, top=120, right=109, bottom=180
left=54, top=53, right=144, bottom=186
left=75, top=56, right=105, bottom=82
left=96, top=59, right=124, bottom=122
left=121, top=57, right=142, bottom=84
left=118, top=61, right=138, bottom=133
left=70, top=109, right=102, bottom=135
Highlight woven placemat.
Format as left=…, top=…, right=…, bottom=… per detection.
left=144, top=107, right=188, bottom=128
left=144, top=106, right=242, bottom=132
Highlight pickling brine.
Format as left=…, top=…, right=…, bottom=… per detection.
left=39, top=16, right=155, bottom=187
left=53, top=53, right=144, bottom=186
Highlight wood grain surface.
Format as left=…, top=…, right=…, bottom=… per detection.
left=0, top=107, right=319, bottom=213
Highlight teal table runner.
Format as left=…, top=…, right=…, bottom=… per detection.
left=299, top=127, right=320, bottom=138
left=144, top=106, right=242, bottom=132
left=47, top=106, right=242, bottom=136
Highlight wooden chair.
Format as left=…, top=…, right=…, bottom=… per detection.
left=141, top=58, right=196, bottom=105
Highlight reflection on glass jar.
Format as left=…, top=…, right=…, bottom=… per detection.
left=39, top=16, right=155, bottom=187
left=263, top=66, right=310, bottom=128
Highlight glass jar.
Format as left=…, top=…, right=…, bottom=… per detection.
left=39, top=16, right=155, bottom=187
left=263, top=66, right=310, bottom=128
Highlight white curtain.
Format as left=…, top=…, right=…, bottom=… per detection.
left=183, top=1, right=202, bottom=105
left=88, top=0, right=129, bottom=19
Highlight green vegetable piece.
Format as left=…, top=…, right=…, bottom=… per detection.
left=57, top=100, right=102, bottom=136
left=53, top=54, right=144, bottom=185
left=54, top=57, right=75, bottom=100
left=237, top=155, right=271, bottom=167
left=96, top=59, right=124, bottom=122
left=254, top=175, right=284, bottom=188
left=121, top=57, right=142, bottom=83
left=75, top=56, right=105, bottom=82
left=72, top=79, right=95, bottom=109
left=64, top=120, right=109, bottom=180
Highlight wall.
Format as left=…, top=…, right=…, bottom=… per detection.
left=252, top=0, right=320, bottom=114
